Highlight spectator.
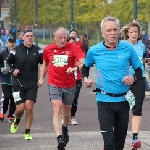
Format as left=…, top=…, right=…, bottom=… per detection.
left=16, top=31, right=24, bottom=46
left=80, top=34, right=89, bottom=56
left=141, top=30, right=148, bottom=45
left=1, top=30, right=11, bottom=51
left=145, top=35, right=150, bottom=51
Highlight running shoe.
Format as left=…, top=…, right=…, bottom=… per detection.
left=131, top=139, right=141, bottom=150
left=10, top=120, right=19, bottom=134
left=8, top=116, right=14, bottom=122
left=0, top=114, right=4, bottom=121
left=24, top=133, right=33, bottom=140
left=62, top=130, right=69, bottom=145
left=57, top=137, right=66, bottom=149
left=69, top=117, right=77, bottom=125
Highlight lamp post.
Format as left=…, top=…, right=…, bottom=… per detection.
left=133, top=0, right=138, bottom=20
left=0, top=0, right=1, bottom=39
left=35, top=0, right=38, bottom=46
left=14, top=0, right=17, bottom=39
left=70, top=0, right=75, bottom=30
left=0, top=0, right=1, bottom=18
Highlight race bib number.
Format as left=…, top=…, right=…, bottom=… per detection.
left=53, top=55, right=68, bottom=67
left=12, top=92, right=21, bottom=103
left=125, top=90, right=135, bottom=110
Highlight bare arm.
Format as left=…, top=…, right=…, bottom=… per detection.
left=38, top=60, right=48, bottom=87
left=39, top=60, right=48, bottom=79
left=77, top=58, right=85, bottom=71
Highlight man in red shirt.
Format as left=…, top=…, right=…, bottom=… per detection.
left=38, top=27, right=85, bottom=150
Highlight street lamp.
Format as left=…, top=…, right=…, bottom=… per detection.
left=35, top=0, right=38, bottom=46
left=133, top=0, right=138, bottom=20
left=14, top=0, right=17, bottom=39
left=70, top=0, right=75, bottom=30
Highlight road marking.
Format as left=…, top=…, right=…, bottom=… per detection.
left=88, top=92, right=95, bottom=94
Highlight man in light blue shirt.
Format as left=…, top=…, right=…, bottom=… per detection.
left=16, top=31, right=24, bottom=46
left=1, top=29, right=11, bottom=51
left=82, top=16, right=143, bottom=150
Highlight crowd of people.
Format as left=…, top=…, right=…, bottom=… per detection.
left=0, top=16, right=150, bottom=150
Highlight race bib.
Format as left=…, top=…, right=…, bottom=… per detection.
left=53, top=55, right=68, bottom=67
left=125, top=90, right=135, bottom=110
left=12, top=92, right=21, bottom=103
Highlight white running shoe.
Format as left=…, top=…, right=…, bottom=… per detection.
left=69, top=117, right=77, bottom=125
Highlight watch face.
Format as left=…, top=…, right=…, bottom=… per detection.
left=133, top=75, right=137, bottom=82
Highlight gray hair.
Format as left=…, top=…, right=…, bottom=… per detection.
left=100, top=16, right=120, bottom=32
left=53, top=27, right=67, bottom=36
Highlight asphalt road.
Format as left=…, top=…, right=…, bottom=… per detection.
left=0, top=48, right=150, bottom=149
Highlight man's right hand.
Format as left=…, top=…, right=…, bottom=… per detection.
left=84, top=77, right=92, bottom=88
left=1, top=67, right=9, bottom=75
left=38, top=79, right=44, bottom=87
left=13, top=69, right=20, bottom=76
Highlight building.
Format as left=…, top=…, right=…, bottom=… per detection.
left=0, top=0, right=10, bottom=31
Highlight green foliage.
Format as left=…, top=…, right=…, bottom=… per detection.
left=6, top=0, right=150, bottom=46
left=109, top=0, right=150, bottom=26
left=8, top=0, right=150, bottom=31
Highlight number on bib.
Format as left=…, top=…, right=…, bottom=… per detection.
left=12, top=92, right=21, bottom=103
left=53, top=55, right=68, bottom=67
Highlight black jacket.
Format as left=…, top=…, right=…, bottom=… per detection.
left=7, top=44, right=43, bottom=88
left=0, top=49, right=12, bottom=84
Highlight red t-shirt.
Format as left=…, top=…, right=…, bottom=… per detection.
left=43, top=42, right=85, bottom=88
left=76, top=41, right=85, bottom=53
left=74, top=42, right=85, bottom=80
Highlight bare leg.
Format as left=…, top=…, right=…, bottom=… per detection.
left=15, top=103, right=24, bottom=119
left=52, top=100, right=63, bottom=136
left=132, top=116, right=142, bottom=134
left=62, top=103, right=72, bottom=127
left=24, top=100, right=34, bottom=129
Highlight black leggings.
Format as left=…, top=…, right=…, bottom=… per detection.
left=97, top=101, right=129, bottom=150
left=131, top=77, right=145, bottom=116
left=1, top=84, right=16, bottom=116
left=71, top=79, right=82, bottom=117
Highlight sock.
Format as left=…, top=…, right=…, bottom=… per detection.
left=25, top=129, right=30, bottom=134
left=57, top=135, right=62, bottom=141
left=62, top=124, right=68, bottom=131
left=133, top=133, right=138, bottom=140
left=15, top=119, right=21, bottom=124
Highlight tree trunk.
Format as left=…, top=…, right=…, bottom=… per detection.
left=96, top=22, right=100, bottom=43
left=43, top=24, right=45, bottom=42
left=49, top=24, right=52, bottom=43
left=86, top=24, right=88, bottom=36
left=148, top=11, right=150, bottom=36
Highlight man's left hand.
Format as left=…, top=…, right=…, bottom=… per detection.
left=122, top=76, right=135, bottom=85
left=66, top=67, right=76, bottom=74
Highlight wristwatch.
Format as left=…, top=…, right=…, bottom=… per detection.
left=133, top=75, right=137, bottom=82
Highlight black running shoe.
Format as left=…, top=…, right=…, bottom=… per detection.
left=57, top=138, right=66, bottom=149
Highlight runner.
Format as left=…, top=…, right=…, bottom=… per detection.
left=67, top=37, right=84, bottom=125
left=38, top=27, right=85, bottom=150
left=7, top=30, right=43, bottom=140
left=82, top=16, right=143, bottom=150
left=0, top=37, right=16, bottom=122
left=121, top=21, right=146, bottom=150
